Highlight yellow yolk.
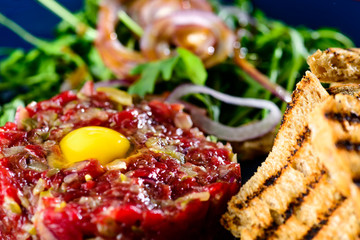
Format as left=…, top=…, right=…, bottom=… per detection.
left=59, top=126, right=130, bottom=166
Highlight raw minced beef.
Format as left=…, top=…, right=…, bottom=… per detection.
left=0, top=83, right=241, bottom=240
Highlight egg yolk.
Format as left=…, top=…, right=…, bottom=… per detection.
left=59, top=126, right=130, bottom=166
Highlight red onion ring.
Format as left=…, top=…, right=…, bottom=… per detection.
left=95, top=0, right=145, bottom=79
left=140, top=10, right=235, bottom=68
left=166, top=84, right=282, bottom=142
left=127, top=0, right=213, bottom=28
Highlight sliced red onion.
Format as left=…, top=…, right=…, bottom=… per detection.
left=166, top=84, right=282, bottom=142
left=95, top=0, right=145, bottom=79
left=93, top=79, right=132, bottom=89
left=127, top=0, right=212, bottom=28
left=140, top=10, right=235, bottom=68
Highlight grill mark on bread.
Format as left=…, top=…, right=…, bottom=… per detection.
left=301, top=195, right=347, bottom=240
left=326, top=84, right=360, bottom=96
left=235, top=127, right=311, bottom=210
left=255, top=170, right=326, bottom=240
left=324, top=112, right=360, bottom=124
left=336, top=139, right=360, bottom=152
left=235, top=165, right=288, bottom=210
left=282, top=170, right=326, bottom=222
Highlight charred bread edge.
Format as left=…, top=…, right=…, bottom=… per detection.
left=222, top=72, right=329, bottom=238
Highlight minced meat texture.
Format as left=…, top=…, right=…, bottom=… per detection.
left=0, top=83, right=241, bottom=240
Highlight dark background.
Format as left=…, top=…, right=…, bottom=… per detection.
left=0, top=0, right=359, bottom=51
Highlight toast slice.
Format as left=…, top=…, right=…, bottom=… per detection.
left=308, top=94, right=360, bottom=238
left=310, top=94, right=360, bottom=180
left=222, top=72, right=360, bottom=239
left=308, top=48, right=360, bottom=83
left=221, top=71, right=329, bottom=239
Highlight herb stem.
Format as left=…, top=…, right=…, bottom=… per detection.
left=0, top=12, right=49, bottom=48
left=316, top=29, right=354, bottom=48
left=263, top=44, right=283, bottom=117
left=234, top=46, right=291, bottom=103
left=36, top=0, right=97, bottom=40
left=118, top=11, right=144, bottom=37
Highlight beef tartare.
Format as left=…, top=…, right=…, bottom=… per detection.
left=0, top=82, right=241, bottom=240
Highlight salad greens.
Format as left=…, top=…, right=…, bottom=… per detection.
left=0, top=0, right=354, bottom=126
left=129, top=48, right=207, bottom=97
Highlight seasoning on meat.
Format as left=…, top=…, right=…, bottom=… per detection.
left=0, top=82, right=241, bottom=240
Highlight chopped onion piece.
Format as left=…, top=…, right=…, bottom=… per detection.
left=174, top=112, right=193, bottom=130
left=3, top=146, right=24, bottom=157
left=63, top=173, right=79, bottom=184
left=106, top=159, right=127, bottom=171
left=167, top=84, right=282, bottom=142
left=176, top=191, right=210, bottom=204
left=97, top=87, right=133, bottom=106
left=33, top=178, right=46, bottom=196
left=27, top=161, right=48, bottom=172
left=15, top=106, right=29, bottom=130
left=3, top=196, right=22, bottom=215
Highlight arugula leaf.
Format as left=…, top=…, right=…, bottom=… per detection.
left=160, top=57, right=179, bottom=80
left=128, top=62, right=161, bottom=96
left=176, top=48, right=207, bottom=85
left=128, top=48, right=207, bottom=96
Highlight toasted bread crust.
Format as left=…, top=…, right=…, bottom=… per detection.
left=310, top=94, right=360, bottom=180
left=221, top=72, right=329, bottom=239
left=227, top=71, right=328, bottom=204
left=309, top=95, right=360, bottom=238
left=222, top=71, right=360, bottom=239
left=308, top=48, right=360, bottom=83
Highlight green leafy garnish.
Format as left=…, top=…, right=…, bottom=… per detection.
left=176, top=48, right=207, bottom=85
left=128, top=48, right=207, bottom=96
left=0, top=0, right=355, bottom=127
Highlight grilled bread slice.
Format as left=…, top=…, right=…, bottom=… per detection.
left=310, top=94, right=360, bottom=180
left=308, top=94, right=360, bottom=238
left=222, top=72, right=360, bottom=239
left=308, top=48, right=360, bottom=83
left=221, top=71, right=329, bottom=239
